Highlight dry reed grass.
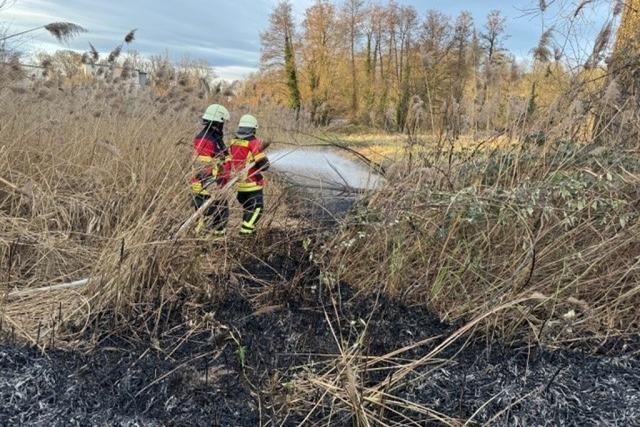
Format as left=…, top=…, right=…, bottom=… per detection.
left=319, top=77, right=640, bottom=351
left=2, top=47, right=637, bottom=349
left=0, top=73, right=306, bottom=348
left=1, top=46, right=639, bottom=425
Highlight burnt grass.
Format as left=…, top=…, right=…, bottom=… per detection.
left=2, top=221, right=640, bottom=426
left=2, top=278, right=640, bottom=426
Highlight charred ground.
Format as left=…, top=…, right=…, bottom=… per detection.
left=3, top=192, right=640, bottom=426
left=2, top=276, right=639, bottom=426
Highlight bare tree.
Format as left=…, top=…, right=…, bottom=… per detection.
left=261, top=0, right=301, bottom=113
left=302, top=0, right=337, bottom=124
left=451, top=11, right=473, bottom=105
left=479, top=10, right=507, bottom=109
left=480, top=10, right=507, bottom=70
left=341, top=0, right=364, bottom=118
left=394, top=5, right=418, bottom=130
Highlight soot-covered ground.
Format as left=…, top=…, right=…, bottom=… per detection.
left=2, top=285, right=639, bottom=426
left=3, top=188, right=639, bottom=426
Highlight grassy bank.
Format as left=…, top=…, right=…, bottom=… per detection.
left=321, top=141, right=639, bottom=351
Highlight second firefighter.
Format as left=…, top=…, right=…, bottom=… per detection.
left=190, top=104, right=231, bottom=236
left=226, top=114, right=270, bottom=235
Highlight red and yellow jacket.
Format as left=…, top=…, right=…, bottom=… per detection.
left=226, top=136, right=269, bottom=192
left=190, top=127, right=228, bottom=196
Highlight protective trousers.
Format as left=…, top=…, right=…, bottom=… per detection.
left=237, top=190, right=263, bottom=235
left=192, top=194, right=229, bottom=234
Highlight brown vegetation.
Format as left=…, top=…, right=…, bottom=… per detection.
left=1, top=1, right=640, bottom=424
left=249, top=0, right=636, bottom=138
left=0, top=68, right=307, bottom=346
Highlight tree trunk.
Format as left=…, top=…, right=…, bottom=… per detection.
left=350, top=24, right=358, bottom=117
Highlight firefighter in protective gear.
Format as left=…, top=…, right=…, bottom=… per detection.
left=191, top=104, right=231, bottom=236
left=227, top=114, right=270, bottom=235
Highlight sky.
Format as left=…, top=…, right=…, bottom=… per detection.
left=1, top=0, right=614, bottom=81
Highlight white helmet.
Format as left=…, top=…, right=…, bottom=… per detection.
left=202, top=104, right=230, bottom=123
left=238, top=114, right=259, bottom=129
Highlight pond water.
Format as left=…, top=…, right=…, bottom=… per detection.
left=268, top=147, right=383, bottom=191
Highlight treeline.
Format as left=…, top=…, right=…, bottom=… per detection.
left=242, top=0, right=582, bottom=133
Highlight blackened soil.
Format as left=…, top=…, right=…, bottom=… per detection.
left=2, top=285, right=639, bottom=426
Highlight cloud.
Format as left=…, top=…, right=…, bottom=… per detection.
left=2, top=0, right=610, bottom=79
left=215, top=65, right=257, bottom=81
left=2, top=0, right=271, bottom=79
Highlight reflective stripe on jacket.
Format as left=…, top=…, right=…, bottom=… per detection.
left=190, top=127, right=227, bottom=195
left=227, top=137, right=268, bottom=192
